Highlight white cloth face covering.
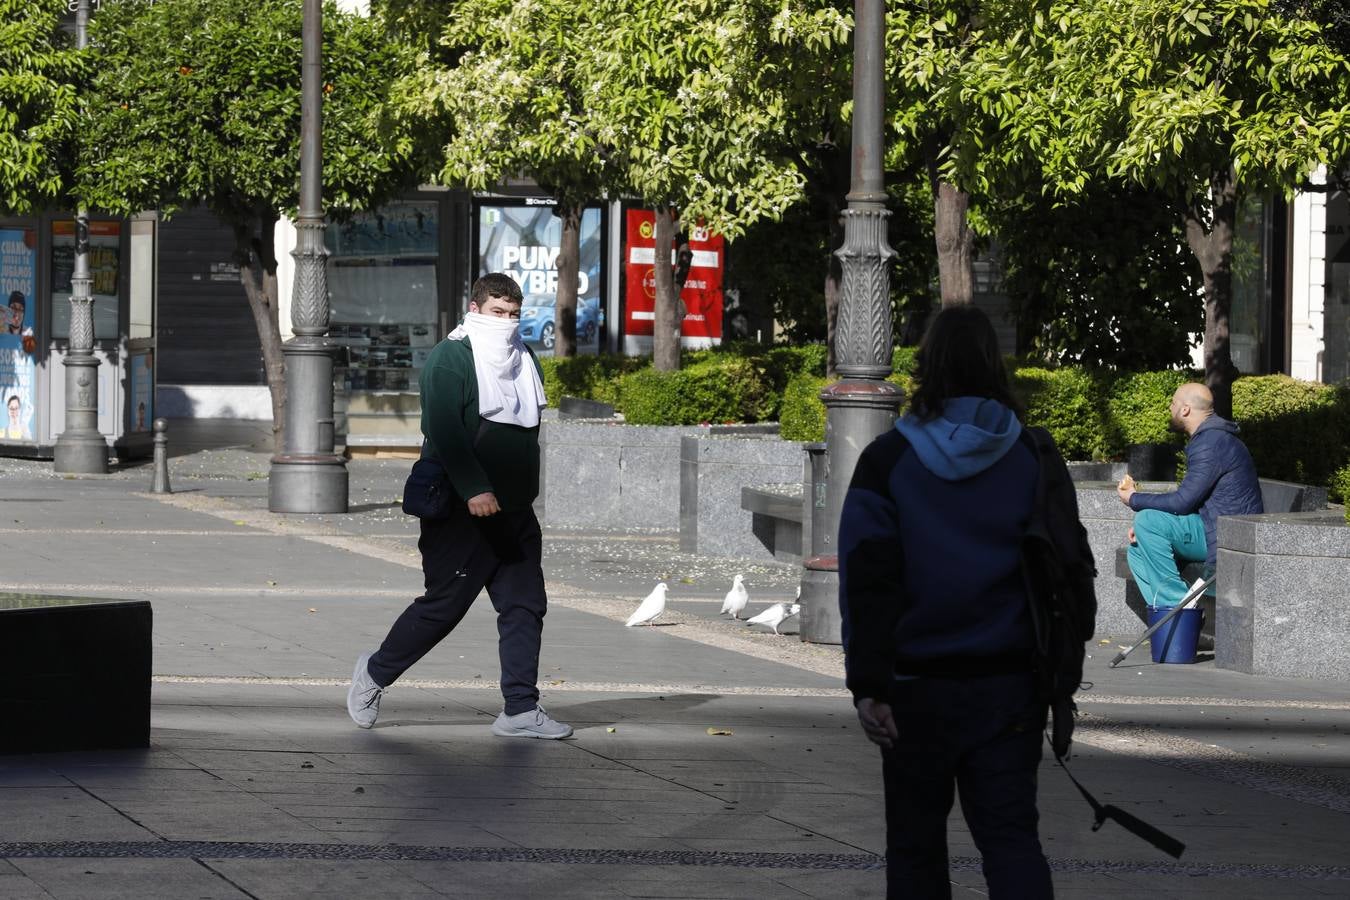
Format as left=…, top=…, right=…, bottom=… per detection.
left=447, top=311, right=547, bottom=428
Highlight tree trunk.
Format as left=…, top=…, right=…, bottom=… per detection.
left=234, top=210, right=287, bottom=451
left=553, top=203, right=582, bottom=358
left=652, top=206, right=682, bottom=371
left=928, top=154, right=974, bottom=307
left=1183, top=168, right=1239, bottom=420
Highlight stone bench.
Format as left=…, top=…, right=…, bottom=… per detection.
left=741, top=482, right=806, bottom=564
left=0, top=593, right=152, bottom=753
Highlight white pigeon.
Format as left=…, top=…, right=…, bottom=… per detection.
left=625, top=582, right=668, bottom=627
left=721, top=575, right=749, bottom=619
left=746, top=602, right=801, bottom=635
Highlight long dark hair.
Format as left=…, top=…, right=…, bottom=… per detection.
left=908, top=305, right=1021, bottom=421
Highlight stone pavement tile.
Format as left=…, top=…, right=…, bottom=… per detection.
left=1096, top=871, right=1346, bottom=898
left=8, top=859, right=247, bottom=900
left=205, top=859, right=444, bottom=899
left=393, top=861, right=724, bottom=900
left=758, top=868, right=890, bottom=899
left=0, top=871, right=51, bottom=900
left=0, top=789, right=156, bottom=843
left=89, top=795, right=333, bottom=844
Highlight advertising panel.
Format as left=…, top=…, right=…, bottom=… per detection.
left=0, top=228, right=38, bottom=443
left=52, top=220, right=121, bottom=340
left=622, top=209, right=724, bottom=351
left=128, top=350, right=154, bottom=433
left=477, top=202, right=603, bottom=357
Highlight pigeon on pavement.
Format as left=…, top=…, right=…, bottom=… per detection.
left=746, top=602, right=801, bottom=635
left=721, top=575, right=749, bottom=619
left=625, top=582, right=668, bottom=627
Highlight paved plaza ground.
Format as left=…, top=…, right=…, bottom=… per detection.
left=0, top=420, right=1347, bottom=899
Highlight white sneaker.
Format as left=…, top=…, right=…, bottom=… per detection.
left=346, top=651, right=384, bottom=729
left=490, top=704, right=573, bottom=739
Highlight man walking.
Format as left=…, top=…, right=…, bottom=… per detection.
left=347, top=273, right=571, bottom=739
left=1118, top=382, right=1263, bottom=608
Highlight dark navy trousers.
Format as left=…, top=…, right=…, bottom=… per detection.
left=367, top=504, right=547, bottom=716
left=881, top=672, right=1053, bottom=899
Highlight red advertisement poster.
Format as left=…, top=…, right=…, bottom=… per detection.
left=623, top=210, right=723, bottom=345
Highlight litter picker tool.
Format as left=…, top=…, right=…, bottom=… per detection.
left=1110, top=573, right=1215, bottom=667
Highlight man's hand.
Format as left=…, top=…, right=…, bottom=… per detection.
left=856, top=698, right=898, bottom=750
left=1117, top=474, right=1136, bottom=507
left=1128, top=526, right=1136, bottom=544
left=467, top=492, right=500, bottom=517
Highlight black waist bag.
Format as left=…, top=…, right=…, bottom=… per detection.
left=402, top=422, right=490, bottom=520
left=401, top=457, right=453, bottom=519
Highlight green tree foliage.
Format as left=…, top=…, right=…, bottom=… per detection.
left=76, top=0, right=422, bottom=446
left=966, top=0, right=1350, bottom=416
left=408, top=0, right=849, bottom=368
left=0, top=0, right=81, bottom=214
left=992, top=183, right=1203, bottom=369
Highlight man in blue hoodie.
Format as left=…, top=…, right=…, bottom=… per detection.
left=839, top=306, right=1057, bottom=899
left=1118, top=383, right=1263, bottom=608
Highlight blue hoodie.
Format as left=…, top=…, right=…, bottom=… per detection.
left=838, top=398, right=1039, bottom=702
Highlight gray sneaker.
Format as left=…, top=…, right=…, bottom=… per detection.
left=346, top=651, right=384, bottom=729
left=491, top=704, right=573, bottom=739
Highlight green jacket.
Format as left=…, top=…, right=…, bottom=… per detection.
left=419, top=336, right=542, bottom=511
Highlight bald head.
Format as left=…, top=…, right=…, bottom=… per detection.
left=1169, top=382, right=1214, bottom=435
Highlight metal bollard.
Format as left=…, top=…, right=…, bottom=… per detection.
left=151, top=418, right=171, bottom=494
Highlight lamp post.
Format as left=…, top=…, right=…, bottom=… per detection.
left=54, top=0, right=108, bottom=475
left=798, top=0, right=901, bottom=643
left=268, top=0, right=348, bottom=512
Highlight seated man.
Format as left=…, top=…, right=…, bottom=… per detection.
left=1117, top=383, right=1263, bottom=608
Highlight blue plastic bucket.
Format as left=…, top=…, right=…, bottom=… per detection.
left=1147, top=606, right=1205, bottom=664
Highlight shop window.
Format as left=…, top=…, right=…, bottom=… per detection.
left=326, top=200, right=439, bottom=392
left=1230, top=196, right=1272, bottom=374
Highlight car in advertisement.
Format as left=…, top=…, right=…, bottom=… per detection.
left=519, top=294, right=602, bottom=350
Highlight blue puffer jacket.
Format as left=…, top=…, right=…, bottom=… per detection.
left=1129, top=416, right=1263, bottom=565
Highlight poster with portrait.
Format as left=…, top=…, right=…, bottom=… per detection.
left=622, top=209, right=723, bottom=354
left=129, top=350, right=154, bottom=432
left=0, top=228, right=38, bottom=443
left=476, top=201, right=603, bottom=357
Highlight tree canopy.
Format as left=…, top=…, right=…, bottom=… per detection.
left=0, top=0, right=81, bottom=215
left=75, top=0, right=423, bottom=445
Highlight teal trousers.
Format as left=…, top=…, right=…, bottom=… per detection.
left=1126, top=508, right=1207, bottom=609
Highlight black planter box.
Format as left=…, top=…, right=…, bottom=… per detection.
left=0, top=593, right=152, bottom=753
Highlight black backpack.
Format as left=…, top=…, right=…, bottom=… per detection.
left=1018, top=426, right=1098, bottom=761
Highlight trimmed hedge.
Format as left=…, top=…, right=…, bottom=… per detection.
left=1232, top=376, right=1350, bottom=488
left=616, top=357, right=774, bottom=426
left=779, top=373, right=830, bottom=442
left=1106, top=369, right=1194, bottom=447
left=1011, top=366, right=1113, bottom=461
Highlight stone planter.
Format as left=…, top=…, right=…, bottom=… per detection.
left=1216, top=511, right=1350, bottom=680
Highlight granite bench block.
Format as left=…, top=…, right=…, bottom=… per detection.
left=542, top=422, right=782, bottom=532
left=681, top=436, right=805, bottom=561
left=1216, top=512, right=1350, bottom=680
left=0, top=593, right=152, bottom=753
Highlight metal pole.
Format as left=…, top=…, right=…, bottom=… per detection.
left=54, top=0, right=108, bottom=475
left=268, top=0, right=348, bottom=512
left=799, top=0, right=903, bottom=644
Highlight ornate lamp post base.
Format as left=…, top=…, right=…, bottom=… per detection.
left=54, top=343, right=107, bottom=475
left=268, top=335, right=347, bottom=513
left=269, top=454, right=349, bottom=513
